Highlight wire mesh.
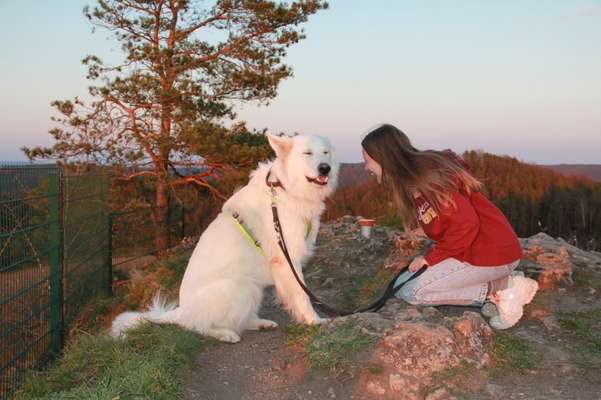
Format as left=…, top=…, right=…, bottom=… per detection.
left=0, top=165, right=109, bottom=399
left=0, top=164, right=191, bottom=398
left=0, top=164, right=60, bottom=398
left=61, top=173, right=109, bottom=328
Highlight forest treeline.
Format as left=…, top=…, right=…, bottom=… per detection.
left=106, top=149, right=601, bottom=252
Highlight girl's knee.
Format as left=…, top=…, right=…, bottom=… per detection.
left=397, top=285, right=422, bottom=305
left=398, top=281, right=438, bottom=305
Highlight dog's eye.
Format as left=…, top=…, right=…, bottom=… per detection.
left=323, top=151, right=329, bottom=155
left=303, top=151, right=313, bottom=156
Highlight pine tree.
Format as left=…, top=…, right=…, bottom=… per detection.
left=23, top=0, right=328, bottom=254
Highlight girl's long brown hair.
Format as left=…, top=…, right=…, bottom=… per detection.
left=361, top=124, right=482, bottom=231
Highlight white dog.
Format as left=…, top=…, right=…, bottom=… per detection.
left=111, top=134, right=338, bottom=343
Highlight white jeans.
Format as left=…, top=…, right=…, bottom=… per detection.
left=396, top=258, right=520, bottom=306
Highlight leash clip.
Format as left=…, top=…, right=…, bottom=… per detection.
left=269, top=185, right=278, bottom=205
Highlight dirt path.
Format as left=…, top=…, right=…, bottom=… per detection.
left=180, top=289, right=364, bottom=400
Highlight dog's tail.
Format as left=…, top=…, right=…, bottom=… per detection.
left=110, top=292, right=179, bottom=338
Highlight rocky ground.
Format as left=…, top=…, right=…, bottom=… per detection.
left=179, top=217, right=601, bottom=400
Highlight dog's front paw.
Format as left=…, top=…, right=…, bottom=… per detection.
left=218, top=331, right=241, bottom=343
left=306, top=316, right=329, bottom=325
left=207, top=328, right=241, bottom=343
left=247, top=318, right=279, bottom=330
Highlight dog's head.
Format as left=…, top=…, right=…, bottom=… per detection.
left=267, top=134, right=339, bottom=200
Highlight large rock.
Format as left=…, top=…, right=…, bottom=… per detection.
left=325, top=301, right=493, bottom=400
left=391, top=228, right=431, bottom=255
left=313, top=218, right=601, bottom=399
left=519, top=233, right=574, bottom=289
left=309, top=218, right=601, bottom=400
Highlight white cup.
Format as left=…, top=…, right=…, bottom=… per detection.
left=358, top=219, right=375, bottom=239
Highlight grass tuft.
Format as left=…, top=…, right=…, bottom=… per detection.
left=343, top=268, right=397, bottom=310
left=119, top=249, right=193, bottom=311
left=421, top=360, right=478, bottom=398
left=284, top=320, right=377, bottom=372
left=149, top=250, right=192, bottom=291
left=572, top=269, right=601, bottom=291
left=282, top=324, right=320, bottom=346
left=15, top=249, right=202, bottom=399
left=16, top=323, right=209, bottom=400
left=365, top=364, right=385, bottom=374
left=489, top=332, right=536, bottom=374
left=558, top=308, right=601, bottom=369
left=376, top=210, right=402, bottom=229
left=306, top=321, right=376, bottom=371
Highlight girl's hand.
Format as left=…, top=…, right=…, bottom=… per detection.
left=409, top=256, right=428, bottom=272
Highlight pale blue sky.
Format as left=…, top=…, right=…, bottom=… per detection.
left=1, top=0, right=600, bottom=163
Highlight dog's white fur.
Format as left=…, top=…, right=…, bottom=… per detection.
left=111, top=134, right=338, bottom=343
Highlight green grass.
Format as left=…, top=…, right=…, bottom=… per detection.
left=143, top=249, right=193, bottom=291
left=16, top=323, right=210, bottom=400
left=284, top=321, right=377, bottom=371
left=365, top=364, right=385, bottom=375
left=117, top=249, right=192, bottom=311
left=282, top=324, right=320, bottom=346
left=489, top=332, right=536, bottom=374
left=572, top=269, right=601, bottom=291
left=342, top=267, right=397, bottom=310
left=15, top=249, right=203, bottom=399
left=69, top=295, right=118, bottom=333
left=558, top=308, right=601, bottom=369
left=421, top=360, right=477, bottom=398
left=376, top=209, right=402, bottom=229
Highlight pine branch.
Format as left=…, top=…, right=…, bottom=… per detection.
left=171, top=175, right=227, bottom=201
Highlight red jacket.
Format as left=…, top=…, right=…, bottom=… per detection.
left=414, top=190, right=523, bottom=267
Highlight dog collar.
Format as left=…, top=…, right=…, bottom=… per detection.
left=265, top=169, right=285, bottom=190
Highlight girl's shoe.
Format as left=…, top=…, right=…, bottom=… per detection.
left=489, top=275, right=539, bottom=330
left=511, top=270, right=525, bottom=278
left=482, top=270, right=524, bottom=319
left=481, top=302, right=499, bottom=318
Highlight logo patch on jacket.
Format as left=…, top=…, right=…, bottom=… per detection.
left=417, top=202, right=438, bottom=224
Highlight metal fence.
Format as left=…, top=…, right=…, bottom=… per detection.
left=62, top=173, right=110, bottom=327
left=0, top=164, right=195, bottom=398
left=0, top=164, right=109, bottom=399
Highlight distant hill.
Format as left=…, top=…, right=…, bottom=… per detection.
left=339, top=161, right=601, bottom=188
left=338, top=162, right=374, bottom=188
left=543, top=164, right=601, bottom=182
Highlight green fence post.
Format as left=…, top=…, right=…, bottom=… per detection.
left=48, top=171, right=62, bottom=356
left=106, top=213, right=113, bottom=296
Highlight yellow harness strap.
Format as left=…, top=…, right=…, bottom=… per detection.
left=232, top=213, right=265, bottom=257
left=232, top=212, right=312, bottom=257
left=305, top=220, right=312, bottom=240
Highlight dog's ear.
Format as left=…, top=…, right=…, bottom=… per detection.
left=267, top=133, right=293, bottom=157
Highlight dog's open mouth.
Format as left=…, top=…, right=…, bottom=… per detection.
left=306, top=175, right=329, bottom=186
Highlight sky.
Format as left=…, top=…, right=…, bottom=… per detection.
left=0, top=0, right=600, bottom=164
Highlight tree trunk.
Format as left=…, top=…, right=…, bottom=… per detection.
left=155, top=166, right=170, bottom=257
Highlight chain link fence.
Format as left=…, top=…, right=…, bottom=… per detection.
left=0, top=164, right=109, bottom=399
left=0, top=164, right=196, bottom=398
left=0, top=163, right=202, bottom=398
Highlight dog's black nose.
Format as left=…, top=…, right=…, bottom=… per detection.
left=318, top=163, right=331, bottom=176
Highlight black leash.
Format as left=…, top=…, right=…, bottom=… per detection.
left=353, top=263, right=427, bottom=314
left=268, top=181, right=427, bottom=317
